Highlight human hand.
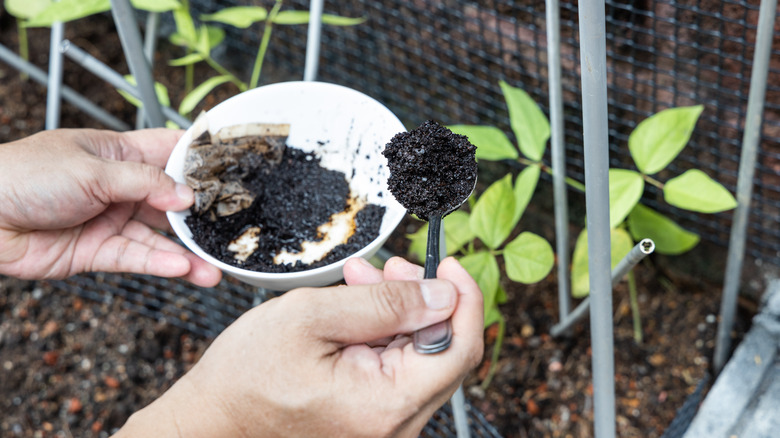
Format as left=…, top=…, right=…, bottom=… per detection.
left=114, top=256, right=484, bottom=438
left=0, top=128, right=221, bottom=287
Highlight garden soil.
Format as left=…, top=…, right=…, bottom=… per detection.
left=0, top=14, right=753, bottom=438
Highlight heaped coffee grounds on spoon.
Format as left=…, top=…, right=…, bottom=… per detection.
left=185, top=144, right=385, bottom=273
left=382, top=120, right=477, bottom=221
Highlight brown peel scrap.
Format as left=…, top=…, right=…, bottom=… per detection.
left=184, top=113, right=290, bottom=218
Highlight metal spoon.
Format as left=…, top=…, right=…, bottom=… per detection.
left=382, top=120, right=478, bottom=354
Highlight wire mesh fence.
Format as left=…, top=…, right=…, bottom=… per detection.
left=194, top=0, right=780, bottom=265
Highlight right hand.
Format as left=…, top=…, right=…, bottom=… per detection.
left=114, top=256, right=484, bottom=438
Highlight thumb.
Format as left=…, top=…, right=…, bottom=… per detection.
left=293, top=279, right=458, bottom=346
left=98, top=160, right=194, bottom=212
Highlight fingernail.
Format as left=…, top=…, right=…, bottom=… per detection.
left=419, top=280, right=455, bottom=310
left=175, top=183, right=194, bottom=203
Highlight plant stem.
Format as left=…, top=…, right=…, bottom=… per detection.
left=204, top=56, right=247, bottom=91
left=185, top=63, right=194, bottom=94
left=481, top=316, right=505, bottom=390
left=644, top=174, right=664, bottom=190
left=627, top=270, right=643, bottom=344
left=17, top=20, right=29, bottom=81
left=250, top=0, right=283, bottom=88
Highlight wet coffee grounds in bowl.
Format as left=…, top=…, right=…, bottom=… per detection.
left=185, top=146, right=385, bottom=273
left=382, top=120, right=477, bottom=220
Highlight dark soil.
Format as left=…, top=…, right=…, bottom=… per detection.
left=383, top=120, right=477, bottom=221
left=186, top=146, right=385, bottom=273
left=0, top=12, right=753, bottom=438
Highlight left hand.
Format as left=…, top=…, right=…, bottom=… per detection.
left=0, top=128, right=221, bottom=287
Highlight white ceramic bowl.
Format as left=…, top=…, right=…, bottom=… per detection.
left=165, top=81, right=407, bottom=290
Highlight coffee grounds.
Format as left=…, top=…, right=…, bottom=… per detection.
left=185, top=147, right=385, bottom=273
left=382, top=120, right=477, bottom=220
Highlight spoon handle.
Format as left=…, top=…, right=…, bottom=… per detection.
left=413, top=214, right=453, bottom=354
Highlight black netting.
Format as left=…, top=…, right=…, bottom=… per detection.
left=191, top=0, right=780, bottom=264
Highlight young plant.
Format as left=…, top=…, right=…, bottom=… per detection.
left=407, top=81, right=556, bottom=388
left=10, top=0, right=364, bottom=121
left=451, top=80, right=737, bottom=346
left=568, top=104, right=737, bottom=343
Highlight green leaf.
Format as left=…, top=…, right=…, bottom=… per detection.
left=627, top=204, right=699, bottom=255
left=504, top=232, right=554, bottom=284
left=201, top=6, right=267, bottom=28
left=609, top=168, right=644, bottom=228
left=484, top=306, right=503, bottom=328
left=5, top=0, right=52, bottom=20
left=272, top=10, right=310, bottom=25
left=629, top=105, right=704, bottom=175
left=172, top=4, right=197, bottom=46
left=499, top=80, right=550, bottom=162
left=168, top=53, right=205, bottom=67
left=495, top=285, right=508, bottom=304
left=513, top=165, right=540, bottom=224
left=448, top=125, right=518, bottom=161
left=570, top=228, right=634, bottom=298
left=443, top=211, right=475, bottom=255
left=130, top=0, right=180, bottom=12
left=24, top=0, right=108, bottom=27
left=664, top=169, right=737, bottom=213
left=320, top=13, right=366, bottom=26
left=117, top=75, right=171, bottom=109
left=459, top=251, right=500, bottom=317
left=204, top=25, right=226, bottom=50
left=178, top=75, right=231, bottom=115
left=470, top=174, right=516, bottom=249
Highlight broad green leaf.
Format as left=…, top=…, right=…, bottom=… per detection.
left=448, top=125, right=518, bottom=161
left=664, top=169, right=737, bottom=213
left=513, top=165, right=540, bottom=224
left=470, top=174, right=516, bottom=249
left=499, top=80, right=550, bottom=162
left=627, top=204, right=699, bottom=255
left=5, top=0, right=51, bottom=19
left=496, top=285, right=508, bottom=304
left=406, top=211, right=475, bottom=262
left=459, top=251, right=500, bottom=316
left=571, top=228, right=634, bottom=298
left=629, top=105, right=704, bottom=175
left=484, top=306, right=503, bottom=328
left=504, top=232, right=554, bottom=284
left=201, top=6, right=267, bottom=28
left=24, top=0, right=108, bottom=27
left=178, top=75, right=231, bottom=115
left=443, top=211, right=475, bottom=255
left=131, top=0, right=180, bottom=12
left=609, top=168, right=644, bottom=228
left=168, top=53, right=205, bottom=67
left=117, top=75, right=171, bottom=108
left=172, top=4, right=197, bottom=46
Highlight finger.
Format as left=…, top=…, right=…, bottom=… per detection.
left=97, top=159, right=195, bottom=212
left=343, top=257, right=384, bottom=285
left=119, top=128, right=184, bottom=168
left=119, top=221, right=223, bottom=287
left=291, top=278, right=458, bottom=346
left=382, top=256, right=424, bottom=281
